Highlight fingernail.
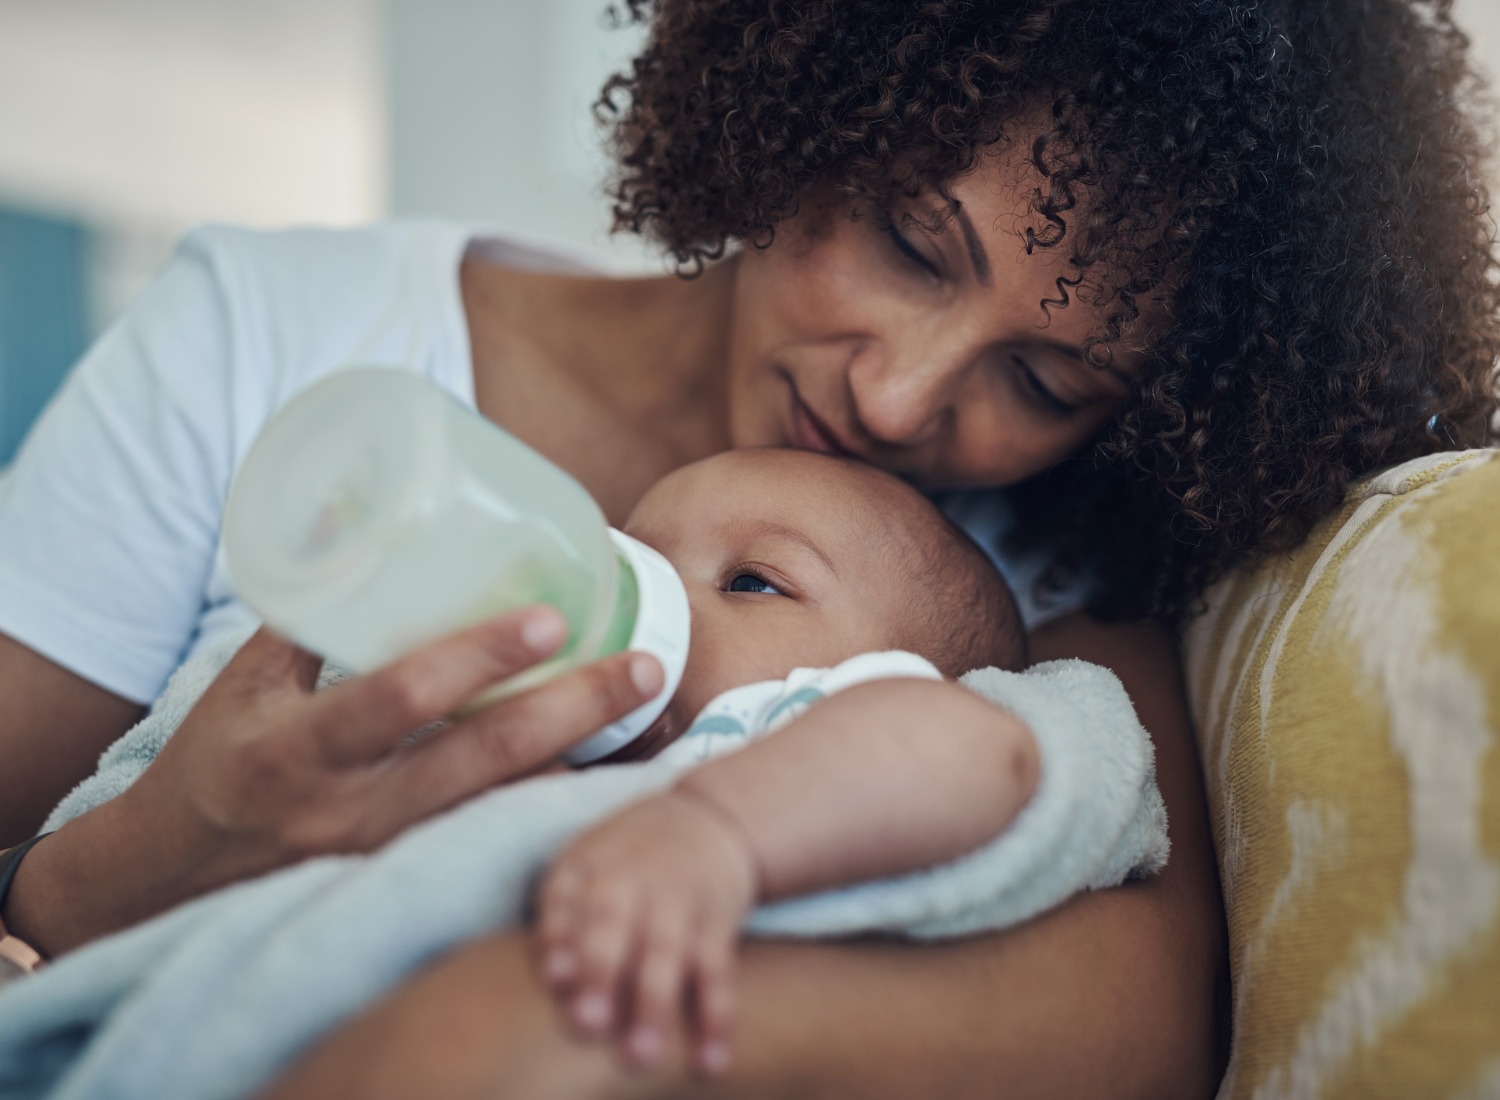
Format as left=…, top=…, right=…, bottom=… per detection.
left=545, top=950, right=576, bottom=982
left=522, top=610, right=567, bottom=654
left=629, top=654, right=663, bottom=696
left=699, top=1041, right=731, bottom=1075
left=574, top=991, right=611, bottom=1032
left=628, top=1026, right=663, bottom=1063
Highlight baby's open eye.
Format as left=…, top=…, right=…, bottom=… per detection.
left=726, top=572, right=783, bottom=596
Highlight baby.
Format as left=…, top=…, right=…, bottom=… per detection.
left=535, top=447, right=1038, bottom=1073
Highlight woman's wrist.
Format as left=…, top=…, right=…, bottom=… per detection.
left=3, top=824, right=90, bottom=957
left=0, top=792, right=198, bottom=957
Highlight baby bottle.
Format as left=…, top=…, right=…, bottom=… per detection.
left=222, top=367, right=690, bottom=765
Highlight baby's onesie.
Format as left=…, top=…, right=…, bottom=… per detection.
left=660, top=650, right=943, bottom=765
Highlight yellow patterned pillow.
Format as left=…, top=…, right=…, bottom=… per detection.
left=1184, top=448, right=1500, bottom=1100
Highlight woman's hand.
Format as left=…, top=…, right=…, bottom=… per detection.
left=538, top=790, right=757, bottom=1076
left=3, top=609, right=664, bottom=957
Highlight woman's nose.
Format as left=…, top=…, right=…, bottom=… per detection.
left=847, top=343, right=961, bottom=447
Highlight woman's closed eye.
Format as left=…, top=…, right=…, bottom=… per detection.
left=1012, top=356, right=1081, bottom=418
left=725, top=569, right=785, bottom=596
left=877, top=213, right=941, bottom=280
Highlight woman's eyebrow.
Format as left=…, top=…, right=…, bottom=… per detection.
left=1037, top=337, right=1084, bottom=362
left=952, top=205, right=993, bottom=287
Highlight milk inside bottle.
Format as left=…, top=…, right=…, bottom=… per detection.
left=222, top=367, right=690, bottom=764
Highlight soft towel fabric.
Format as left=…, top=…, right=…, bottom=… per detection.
left=3, top=637, right=1166, bottom=1100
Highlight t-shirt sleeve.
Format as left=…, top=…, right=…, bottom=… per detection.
left=0, top=230, right=244, bottom=704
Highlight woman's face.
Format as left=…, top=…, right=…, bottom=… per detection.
left=724, top=148, right=1154, bottom=490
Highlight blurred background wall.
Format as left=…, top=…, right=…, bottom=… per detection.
left=0, top=0, right=388, bottom=460
left=0, top=0, right=1497, bottom=460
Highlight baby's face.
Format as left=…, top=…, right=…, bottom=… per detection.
left=623, top=448, right=930, bottom=735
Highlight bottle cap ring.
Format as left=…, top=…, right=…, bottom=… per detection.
left=561, top=530, right=691, bottom=765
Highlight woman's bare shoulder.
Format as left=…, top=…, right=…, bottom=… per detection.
left=1028, top=612, right=1185, bottom=719
left=1029, top=610, right=1176, bottom=664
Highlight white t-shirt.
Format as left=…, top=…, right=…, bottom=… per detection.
left=0, top=223, right=542, bottom=702
left=0, top=222, right=1069, bottom=706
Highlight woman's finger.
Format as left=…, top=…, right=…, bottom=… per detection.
left=308, top=607, right=568, bottom=766
left=460, top=650, right=664, bottom=760
left=220, top=626, right=328, bottom=698
left=372, top=651, right=663, bottom=824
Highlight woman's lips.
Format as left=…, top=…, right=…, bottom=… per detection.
left=789, top=389, right=858, bottom=458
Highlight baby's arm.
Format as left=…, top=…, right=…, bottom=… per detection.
left=536, top=677, right=1037, bottom=1074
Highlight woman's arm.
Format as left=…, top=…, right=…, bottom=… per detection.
left=265, top=615, right=1229, bottom=1100
left=0, top=634, right=144, bottom=847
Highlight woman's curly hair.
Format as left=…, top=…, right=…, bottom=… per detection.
left=599, top=0, right=1500, bottom=622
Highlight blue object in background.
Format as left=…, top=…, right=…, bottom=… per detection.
left=0, top=206, right=91, bottom=464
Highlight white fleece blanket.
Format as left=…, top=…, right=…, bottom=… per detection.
left=0, top=637, right=1167, bottom=1100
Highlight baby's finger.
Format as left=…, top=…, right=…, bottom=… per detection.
left=537, top=867, right=584, bottom=986
left=569, top=883, right=640, bottom=1037
left=624, top=913, right=691, bottom=1067
left=690, top=934, right=738, bottom=1076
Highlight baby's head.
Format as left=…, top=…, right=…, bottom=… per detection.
left=623, top=448, right=1025, bottom=736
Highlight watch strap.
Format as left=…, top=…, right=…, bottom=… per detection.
left=0, top=832, right=51, bottom=906
left=0, top=832, right=53, bottom=978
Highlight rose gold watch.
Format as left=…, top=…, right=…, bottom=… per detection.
left=0, top=913, right=44, bottom=984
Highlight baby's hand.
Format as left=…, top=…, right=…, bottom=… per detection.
left=536, top=787, right=759, bottom=1075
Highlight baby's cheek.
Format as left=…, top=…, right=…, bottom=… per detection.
left=666, top=622, right=737, bottom=731
left=672, top=612, right=786, bottom=726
